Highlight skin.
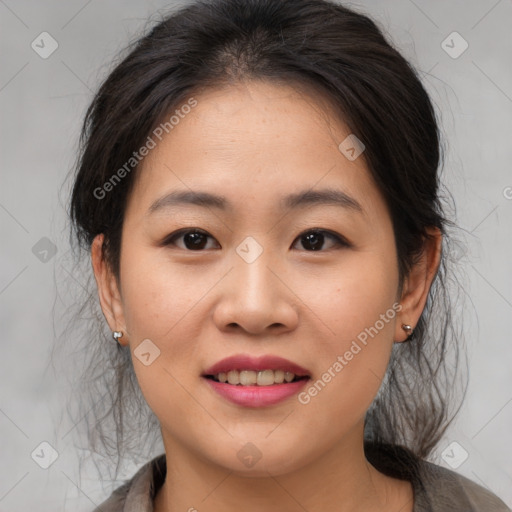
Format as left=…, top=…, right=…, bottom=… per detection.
left=92, top=80, right=441, bottom=512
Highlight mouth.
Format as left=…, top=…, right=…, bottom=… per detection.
left=202, top=354, right=311, bottom=407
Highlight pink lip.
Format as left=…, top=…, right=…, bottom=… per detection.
left=202, top=354, right=311, bottom=408
left=204, top=378, right=309, bottom=407
left=203, top=354, right=310, bottom=376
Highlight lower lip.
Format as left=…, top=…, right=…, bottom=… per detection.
left=204, top=377, right=309, bottom=407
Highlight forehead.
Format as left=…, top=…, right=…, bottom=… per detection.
left=162, top=80, right=349, bottom=158
left=125, top=80, right=385, bottom=220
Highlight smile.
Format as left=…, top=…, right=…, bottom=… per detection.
left=202, top=354, right=311, bottom=407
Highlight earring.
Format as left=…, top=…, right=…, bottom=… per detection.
left=401, top=324, right=414, bottom=341
left=112, top=331, right=123, bottom=344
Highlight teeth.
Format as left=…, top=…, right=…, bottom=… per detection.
left=257, top=369, right=274, bottom=386
left=213, top=369, right=302, bottom=385
left=227, top=370, right=240, bottom=385
left=274, top=370, right=285, bottom=384
left=284, top=371, right=294, bottom=383
left=240, top=370, right=257, bottom=385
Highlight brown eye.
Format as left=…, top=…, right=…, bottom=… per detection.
left=162, top=228, right=349, bottom=252
left=163, top=229, right=219, bottom=251
left=293, top=229, right=349, bottom=252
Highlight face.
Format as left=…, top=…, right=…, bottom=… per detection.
left=95, top=80, right=414, bottom=476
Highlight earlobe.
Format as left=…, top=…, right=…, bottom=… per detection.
left=91, top=234, right=128, bottom=345
left=395, top=227, right=442, bottom=343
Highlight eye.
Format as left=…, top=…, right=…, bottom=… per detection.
left=292, top=229, right=350, bottom=252
left=161, top=228, right=350, bottom=252
left=162, top=228, right=219, bottom=251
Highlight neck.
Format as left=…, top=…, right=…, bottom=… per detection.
left=153, top=423, right=413, bottom=512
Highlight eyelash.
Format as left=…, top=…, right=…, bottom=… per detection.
left=161, top=228, right=351, bottom=252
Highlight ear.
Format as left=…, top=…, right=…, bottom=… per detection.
left=395, top=227, right=442, bottom=343
left=91, top=234, right=128, bottom=346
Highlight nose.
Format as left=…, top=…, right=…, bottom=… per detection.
left=212, top=249, right=299, bottom=336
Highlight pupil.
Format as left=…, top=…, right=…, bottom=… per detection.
left=185, top=232, right=207, bottom=250
left=304, top=231, right=323, bottom=251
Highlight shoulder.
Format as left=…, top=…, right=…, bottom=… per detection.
left=415, top=459, right=511, bottom=512
left=364, top=442, right=510, bottom=512
left=92, top=454, right=166, bottom=512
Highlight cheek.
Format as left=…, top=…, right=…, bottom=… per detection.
left=298, top=248, right=399, bottom=414
left=118, top=247, right=210, bottom=425
left=118, top=243, right=215, bottom=379
left=119, top=245, right=193, bottom=340
left=303, top=244, right=399, bottom=345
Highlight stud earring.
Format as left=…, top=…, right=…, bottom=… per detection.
left=401, top=324, right=414, bottom=341
left=112, top=331, right=123, bottom=344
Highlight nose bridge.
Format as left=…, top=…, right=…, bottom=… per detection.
left=212, top=234, right=298, bottom=334
left=232, top=235, right=276, bottom=302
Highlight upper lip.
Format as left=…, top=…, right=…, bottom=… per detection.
left=203, top=354, right=310, bottom=377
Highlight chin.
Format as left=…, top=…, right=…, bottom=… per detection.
left=201, top=435, right=316, bottom=477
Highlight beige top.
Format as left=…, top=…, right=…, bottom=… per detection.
left=93, top=444, right=511, bottom=511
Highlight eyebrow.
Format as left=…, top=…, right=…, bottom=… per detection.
left=148, top=188, right=364, bottom=215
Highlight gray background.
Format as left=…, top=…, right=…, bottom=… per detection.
left=1, top=0, right=511, bottom=510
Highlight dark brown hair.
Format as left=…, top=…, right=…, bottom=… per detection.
left=65, top=0, right=467, bottom=482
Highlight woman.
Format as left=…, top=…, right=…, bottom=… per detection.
left=66, top=0, right=511, bottom=510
